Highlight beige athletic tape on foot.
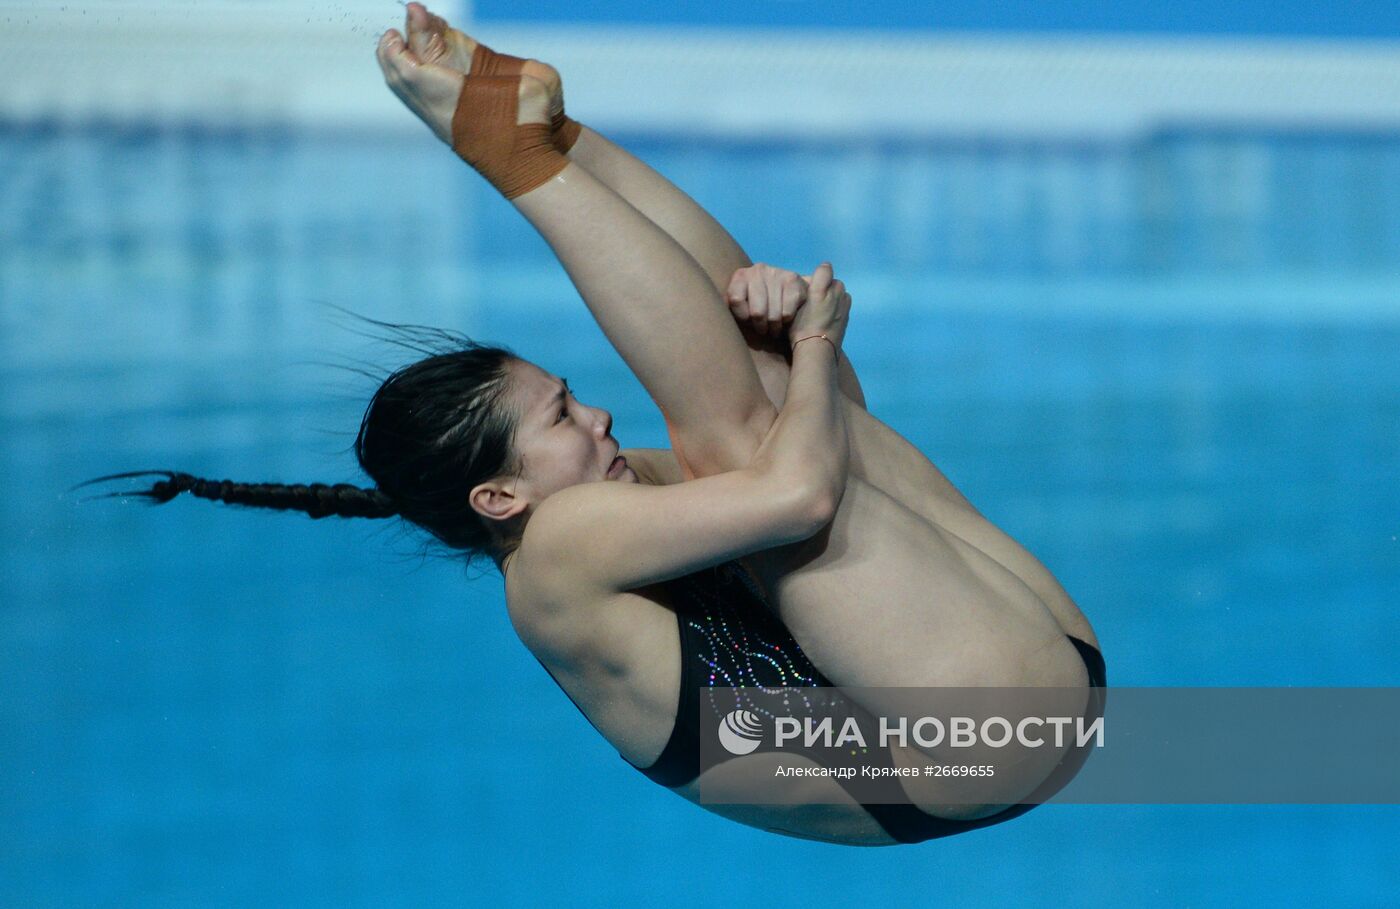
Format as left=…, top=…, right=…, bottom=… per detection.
left=469, top=41, right=583, bottom=155
left=450, top=75, right=568, bottom=200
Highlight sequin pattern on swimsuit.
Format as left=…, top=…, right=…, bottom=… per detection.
left=674, top=563, right=851, bottom=729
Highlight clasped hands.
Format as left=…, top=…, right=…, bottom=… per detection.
left=728, top=259, right=845, bottom=351
left=726, top=262, right=850, bottom=350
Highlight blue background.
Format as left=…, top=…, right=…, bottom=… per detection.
left=477, top=0, right=1400, bottom=38
left=3, top=2, right=1399, bottom=906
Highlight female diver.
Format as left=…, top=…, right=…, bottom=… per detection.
left=96, top=4, right=1104, bottom=846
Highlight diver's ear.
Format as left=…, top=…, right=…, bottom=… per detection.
left=469, top=478, right=528, bottom=524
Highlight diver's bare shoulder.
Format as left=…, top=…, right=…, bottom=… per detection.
left=506, top=448, right=682, bottom=666
left=500, top=477, right=683, bottom=766
left=501, top=448, right=676, bottom=654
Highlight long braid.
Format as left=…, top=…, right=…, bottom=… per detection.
left=81, top=330, right=520, bottom=565
left=73, top=471, right=397, bottom=520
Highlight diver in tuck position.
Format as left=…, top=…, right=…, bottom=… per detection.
left=102, top=3, right=1105, bottom=845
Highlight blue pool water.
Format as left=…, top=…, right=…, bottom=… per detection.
left=2, top=123, right=1398, bottom=906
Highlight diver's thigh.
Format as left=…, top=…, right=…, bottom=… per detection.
left=749, top=479, right=1090, bottom=808
left=747, top=346, right=1096, bottom=647
left=760, top=476, right=1072, bottom=690
left=843, top=404, right=1098, bottom=648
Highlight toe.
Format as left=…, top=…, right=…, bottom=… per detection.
left=405, top=5, right=435, bottom=57
left=419, top=6, right=473, bottom=72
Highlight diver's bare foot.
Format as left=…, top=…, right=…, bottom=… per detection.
left=405, top=3, right=565, bottom=124
left=376, top=30, right=550, bottom=146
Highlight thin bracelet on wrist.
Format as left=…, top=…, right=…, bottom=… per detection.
left=791, top=333, right=840, bottom=362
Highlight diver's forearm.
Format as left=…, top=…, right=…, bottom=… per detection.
left=754, top=338, right=848, bottom=509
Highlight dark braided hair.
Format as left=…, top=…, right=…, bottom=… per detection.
left=76, top=330, right=524, bottom=566
left=78, top=471, right=399, bottom=519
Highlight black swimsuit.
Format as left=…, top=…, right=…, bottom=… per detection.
left=544, top=560, right=1107, bottom=845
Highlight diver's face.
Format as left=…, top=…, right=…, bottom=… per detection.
left=507, top=360, right=636, bottom=504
